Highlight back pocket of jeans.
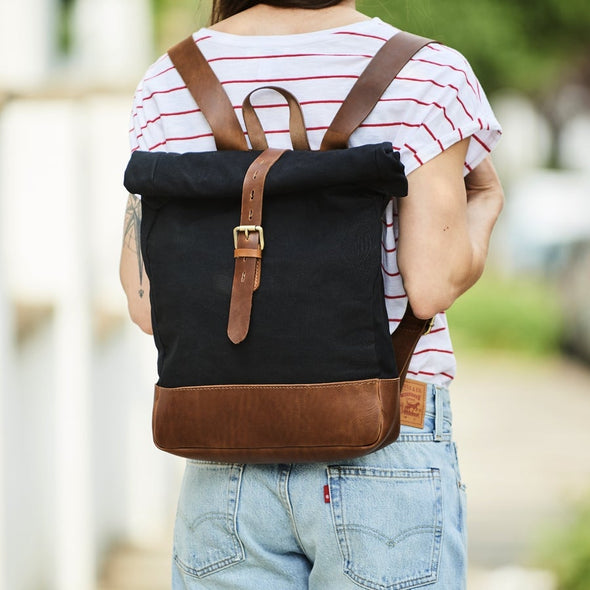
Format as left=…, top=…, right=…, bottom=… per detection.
left=173, top=462, right=245, bottom=578
left=327, top=466, right=442, bottom=590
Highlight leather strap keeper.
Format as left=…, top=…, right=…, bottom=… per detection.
left=152, top=378, right=400, bottom=463
left=234, top=248, right=262, bottom=259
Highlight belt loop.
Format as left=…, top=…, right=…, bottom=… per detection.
left=434, top=385, right=444, bottom=441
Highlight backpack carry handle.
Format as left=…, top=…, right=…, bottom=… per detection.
left=242, top=86, right=311, bottom=151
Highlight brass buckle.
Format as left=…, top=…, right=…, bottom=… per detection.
left=233, top=225, right=264, bottom=250
left=423, top=317, right=435, bottom=335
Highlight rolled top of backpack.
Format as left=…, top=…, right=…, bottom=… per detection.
left=124, top=142, right=407, bottom=201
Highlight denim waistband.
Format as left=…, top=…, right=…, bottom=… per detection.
left=397, top=383, right=453, bottom=443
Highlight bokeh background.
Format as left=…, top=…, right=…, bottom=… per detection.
left=1, top=1, right=589, bottom=589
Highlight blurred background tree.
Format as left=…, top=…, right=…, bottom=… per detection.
left=150, top=0, right=590, bottom=96
left=362, top=0, right=590, bottom=96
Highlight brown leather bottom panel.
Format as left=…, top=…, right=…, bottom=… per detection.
left=152, top=378, right=400, bottom=463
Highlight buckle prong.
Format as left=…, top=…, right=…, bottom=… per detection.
left=423, top=317, right=435, bottom=335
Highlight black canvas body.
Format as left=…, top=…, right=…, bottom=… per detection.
left=124, top=143, right=408, bottom=388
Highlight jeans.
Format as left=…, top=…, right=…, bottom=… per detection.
left=171, top=384, right=467, bottom=589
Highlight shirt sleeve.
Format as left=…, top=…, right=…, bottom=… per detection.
left=387, top=42, right=502, bottom=176
left=127, top=64, right=170, bottom=199
left=128, top=62, right=169, bottom=154
left=129, top=82, right=148, bottom=153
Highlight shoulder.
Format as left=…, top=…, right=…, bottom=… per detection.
left=362, top=20, right=482, bottom=95
left=134, top=27, right=214, bottom=96
left=418, top=44, right=479, bottom=84
left=133, top=52, right=177, bottom=98
left=401, top=38, right=480, bottom=93
left=386, top=35, right=486, bottom=123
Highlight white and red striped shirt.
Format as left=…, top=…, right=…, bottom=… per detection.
left=129, top=17, right=502, bottom=386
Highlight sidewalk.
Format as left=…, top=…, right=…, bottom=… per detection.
left=97, top=352, right=590, bottom=589
left=452, top=352, right=590, bottom=569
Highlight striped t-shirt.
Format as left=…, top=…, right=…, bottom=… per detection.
left=129, top=17, right=502, bottom=386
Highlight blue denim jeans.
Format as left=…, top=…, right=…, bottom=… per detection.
left=171, top=384, right=467, bottom=589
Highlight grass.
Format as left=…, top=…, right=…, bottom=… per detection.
left=535, top=495, right=590, bottom=590
left=446, top=270, right=564, bottom=356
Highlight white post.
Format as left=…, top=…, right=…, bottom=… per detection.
left=0, top=99, right=96, bottom=590
left=0, top=0, right=56, bottom=90
left=71, top=0, right=153, bottom=85
left=52, top=262, right=95, bottom=590
left=52, top=102, right=95, bottom=590
left=0, top=218, right=10, bottom=590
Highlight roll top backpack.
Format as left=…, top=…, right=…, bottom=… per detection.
left=123, top=32, right=434, bottom=463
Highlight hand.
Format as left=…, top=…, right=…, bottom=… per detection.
left=465, top=156, right=504, bottom=212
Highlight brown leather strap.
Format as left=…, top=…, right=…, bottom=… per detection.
left=392, top=303, right=432, bottom=386
left=320, top=32, right=433, bottom=150
left=242, top=86, right=311, bottom=151
left=227, top=148, right=287, bottom=344
left=168, top=36, right=248, bottom=151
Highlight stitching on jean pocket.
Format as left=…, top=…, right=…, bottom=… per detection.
left=173, top=463, right=245, bottom=578
left=328, top=466, right=442, bottom=590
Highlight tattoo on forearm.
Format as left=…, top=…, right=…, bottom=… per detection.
left=123, top=194, right=145, bottom=297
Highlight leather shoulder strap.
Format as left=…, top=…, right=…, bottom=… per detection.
left=319, top=31, right=435, bottom=380
left=168, top=36, right=248, bottom=151
left=320, top=32, right=434, bottom=151
left=393, top=305, right=432, bottom=386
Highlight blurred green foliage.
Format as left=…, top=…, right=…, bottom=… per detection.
left=446, top=272, right=564, bottom=356
left=151, top=0, right=211, bottom=53
left=358, top=0, right=590, bottom=96
left=57, top=0, right=76, bottom=53
left=149, top=0, right=590, bottom=97
left=536, top=495, right=590, bottom=590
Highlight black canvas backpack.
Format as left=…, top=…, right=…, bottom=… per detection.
left=123, top=32, right=433, bottom=463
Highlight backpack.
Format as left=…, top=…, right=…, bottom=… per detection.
left=123, top=32, right=433, bottom=463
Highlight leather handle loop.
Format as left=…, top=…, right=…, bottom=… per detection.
left=242, top=86, right=311, bottom=151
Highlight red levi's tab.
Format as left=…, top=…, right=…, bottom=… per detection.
left=324, top=485, right=331, bottom=504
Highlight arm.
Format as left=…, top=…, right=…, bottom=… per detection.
left=397, top=140, right=504, bottom=319
left=119, top=194, right=153, bottom=334
left=463, top=155, right=505, bottom=285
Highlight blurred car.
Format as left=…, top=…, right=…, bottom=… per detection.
left=560, top=240, right=590, bottom=362
left=504, top=169, right=590, bottom=362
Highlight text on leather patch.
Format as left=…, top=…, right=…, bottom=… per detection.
left=400, top=378, right=427, bottom=429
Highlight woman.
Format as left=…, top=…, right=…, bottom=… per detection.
left=120, top=1, right=503, bottom=588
